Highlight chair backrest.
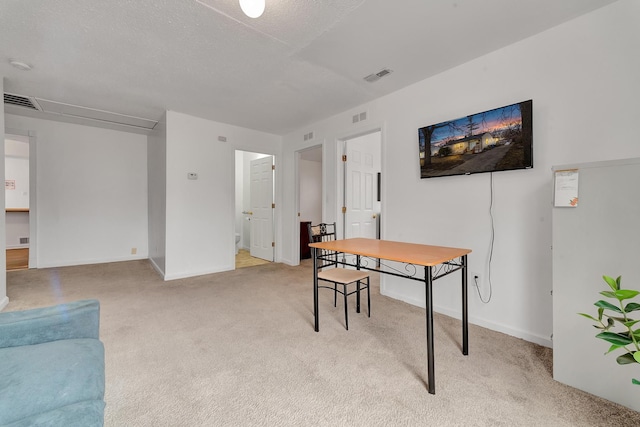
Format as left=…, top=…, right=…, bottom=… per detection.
left=307, top=222, right=337, bottom=244
left=307, top=222, right=338, bottom=269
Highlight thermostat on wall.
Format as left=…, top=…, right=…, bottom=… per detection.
left=187, top=172, right=198, bottom=180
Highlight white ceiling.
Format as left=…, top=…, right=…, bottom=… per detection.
left=0, top=0, right=616, bottom=135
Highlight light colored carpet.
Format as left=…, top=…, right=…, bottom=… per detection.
left=5, top=260, right=640, bottom=426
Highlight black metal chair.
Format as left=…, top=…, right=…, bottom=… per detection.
left=308, top=222, right=370, bottom=330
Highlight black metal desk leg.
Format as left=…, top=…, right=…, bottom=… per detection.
left=313, top=247, right=319, bottom=332
left=356, top=255, right=361, bottom=313
left=462, top=255, right=468, bottom=355
left=425, top=266, right=435, bottom=394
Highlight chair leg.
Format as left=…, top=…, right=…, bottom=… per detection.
left=343, top=283, right=349, bottom=330
left=334, top=283, right=337, bottom=307
left=356, top=280, right=361, bottom=313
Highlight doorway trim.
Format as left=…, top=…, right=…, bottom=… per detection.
left=294, top=144, right=323, bottom=266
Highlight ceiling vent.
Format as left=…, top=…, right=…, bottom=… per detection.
left=363, top=68, right=393, bottom=83
left=3, top=93, right=42, bottom=111
left=4, top=93, right=157, bottom=130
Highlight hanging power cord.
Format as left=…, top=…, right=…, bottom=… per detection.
left=475, top=172, right=494, bottom=303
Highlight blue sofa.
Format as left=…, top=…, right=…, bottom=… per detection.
left=0, top=299, right=105, bottom=427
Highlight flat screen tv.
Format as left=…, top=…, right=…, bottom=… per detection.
left=418, top=100, right=532, bottom=178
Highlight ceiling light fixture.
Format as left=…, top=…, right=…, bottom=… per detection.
left=239, top=0, right=265, bottom=18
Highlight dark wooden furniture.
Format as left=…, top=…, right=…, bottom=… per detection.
left=300, top=221, right=311, bottom=259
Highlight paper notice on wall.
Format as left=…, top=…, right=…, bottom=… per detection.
left=5, top=180, right=15, bottom=190
left=554, top=169, right=579, bottom=207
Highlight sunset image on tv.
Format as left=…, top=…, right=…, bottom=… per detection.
left=418, top=100, right=532, bottom=178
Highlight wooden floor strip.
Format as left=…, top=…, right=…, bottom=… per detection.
left=7, top=248, right=29, bottom=271
left=235, top=249, right=270, bottom=269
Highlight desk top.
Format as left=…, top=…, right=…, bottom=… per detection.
left=309, top=238, right=471, bottom=267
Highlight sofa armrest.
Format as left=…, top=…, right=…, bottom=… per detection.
left=0, top=299, right=100, bottom=348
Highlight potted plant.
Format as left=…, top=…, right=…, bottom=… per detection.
left=579, top=275, right=640, bottom=385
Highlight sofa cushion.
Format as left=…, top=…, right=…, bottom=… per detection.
left=0, top=338, right=105, bottom=426
left=0, top=300, right=100, bottom=348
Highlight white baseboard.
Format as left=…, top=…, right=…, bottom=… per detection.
left=37, top=254, right=149, bottom=269
left=149, top=258, right=165, bottom=278
left=163, top=265, right=234, bottom=281
left=381, top=286, right=553, bottom=348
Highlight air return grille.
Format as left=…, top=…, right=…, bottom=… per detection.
left=4, top=93, right=157, bottom=130
left=3, top=93, right=41, bottom=110
left=363, top=68, right=393, bottom=83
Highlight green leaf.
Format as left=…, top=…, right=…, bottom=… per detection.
left=625, top=303, right=640, bottom=313
left=616, top=353, right=637, bottom=365
left=578, top=313, right=599, bottom=322
left=598, top=307, right=604, bottom=321
left=624, top=319, right=640, bottom=328
left=597, top=331, right=632, bottom=346
left=600, top=291, right=617, bottom=299
left=595, top=300, right=622, bottom=313
left=603, top=275, right=620, bottom=291
left=634, top=352, right=640, bottom=363
left=606, top=344, right=623, bottom=354
left=633, top=378, right=640, bottom=385
left=614, top=289, right=640, bottom=301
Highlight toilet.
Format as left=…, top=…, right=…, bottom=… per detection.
left=235, top=232, right=241, bottom=254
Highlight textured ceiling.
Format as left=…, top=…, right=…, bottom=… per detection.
left=0, top=0, right=617, bottom=135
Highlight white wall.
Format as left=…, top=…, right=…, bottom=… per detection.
left=164, top=111, right=281, bottom=280
left=148, top=112, right=167, bottom=274
left=0, top=77, right=7, bottom=310
left=5, top=212, right=29, bottom=249
left=281, top=0, right=640, bottom=347
left=5, top=114, right=149, bottom=268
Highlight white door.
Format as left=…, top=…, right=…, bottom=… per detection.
left=345, top=132, right=381, bottom=239
left=250, top=156, right=274, bottom=261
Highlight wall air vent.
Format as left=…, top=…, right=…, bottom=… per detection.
left=363, top=68, right=393, bottom=83
left=3, top=93, right=41, bottom=111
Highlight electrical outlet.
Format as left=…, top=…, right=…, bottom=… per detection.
left=471, top=272, right=480, bottom=285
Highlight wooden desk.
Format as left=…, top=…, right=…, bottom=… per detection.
left=309, top=238, right=471, bottom=394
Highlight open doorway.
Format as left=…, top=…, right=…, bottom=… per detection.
left=5, top=133, right=31, bottom=271
left=234, top=150, right=274, bottom=268
left=296, top=145, right=322, bottom=263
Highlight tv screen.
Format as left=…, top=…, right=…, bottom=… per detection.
left=418, top=100, right=532, bottom=178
